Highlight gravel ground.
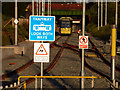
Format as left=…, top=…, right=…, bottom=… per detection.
left=24, top=33, right=111, bottom=89
left=87, top=33, right=120, bottom=83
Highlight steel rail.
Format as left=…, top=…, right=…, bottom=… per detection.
left=18, top=36, right=70, bottom=86
left=1, top=36, right=62, bottom=80
left=54, top=44, right=119, bottom=84
left=64, top=39, right=120, bottom=72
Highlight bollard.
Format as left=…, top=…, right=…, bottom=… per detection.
left=116, top=82, right=118, bottom=88
left=91, top=77, right=94, bottom=88
left=14, top=82, right=17, bottom=87
left=5, top=85, right=8, bottom=88
left=10, top=84, right=13, bottom=88
left=24, top=82, right=26, bottom=90
left=35, top=75, right=37, bottom=89
left=0, top=86, right=3, bottom=89
left=111, top=25, right=116, bottom=88
left=18, top=81, right=20, bottom=86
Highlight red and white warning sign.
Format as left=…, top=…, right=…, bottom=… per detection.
left=34, top=43, right=49, bottom=62
left=79, top=36, right=88, bottom=49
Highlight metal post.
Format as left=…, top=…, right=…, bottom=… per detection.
left=32, top=0, right=34, bottom=15
left=91, top=78, right=94, bottom=88
left=41, top=62, right=43, bottom=89
left=81, top=0, right=85, bottom=89
left=105, top=0, right=107, bottom=26
left=98, top=0, right=100, bottom=30
left=36, top=0, right=38, bottom=15
left=115, top=0, right=118, bottom=28
left=116, top=82, right=118, bottom=88
left=101, top=0, right=103, bottom=27
left=15, top=0, right=18, bottom=45
left=41, top=0, right=44, bottom=88
left=44, top=0, right=45, bottom=15
left=24, top=82, right=26, bottom=90
left=35, top=75, right=37, bottom=89
left=111, top=25, right=116, bottom=87
left=42, top=0, right=44, bottom=16
left=50, top=0, right=51, bottom=16
left=39, top=0, right=41, bottom=15
left=48, top=0, right=49, bottom=15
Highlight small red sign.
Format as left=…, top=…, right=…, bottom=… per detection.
left=79, top=36, right=88, bottom=49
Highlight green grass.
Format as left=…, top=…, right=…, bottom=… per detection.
left=2, top=15, right=29, bottom=46
left=86, top=23, right=111, bottom=41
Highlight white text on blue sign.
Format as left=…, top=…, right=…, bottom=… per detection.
left=29, top=16, right=55, bottom=41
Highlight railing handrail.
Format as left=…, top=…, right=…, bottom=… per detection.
left=18, top=75, right=102, bottom=82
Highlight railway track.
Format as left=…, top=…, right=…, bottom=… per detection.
left=18, top=34, right=119, bottom=88
left=1, top=33, right=119, bottom=89
left=64, top=39, right=120, bottom=72
left=54, top=40, right=120, bottom=87
left=1, top=36, right=62, bottom=80
left=53, top=35, right=120, bottom=86
left=1, top=35, right=71, bottom=88
left=23, top=35, right=71, bottom=85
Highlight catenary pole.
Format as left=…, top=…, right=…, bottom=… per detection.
left=42, top=0, right=44, bottom=16
left=36, top=0, right=38, bottom=15
left=98, top=0, right=100, bottom=30
left=101, top=0, right=103, bottom=27
left=39, top=0, right=41, bottom=15
left=50, top=0, right=51, bottom=16
left=105, top=0, right=107, bottom=26
left=115, top=0, right=118, bottom=28
left=81, top=0, right=85, bottom=89
left=15, top=0, right=18, bottom=45
left=48, top=0, right=49, bottom=15
left=32, top=0, right=34, bottom=15
left=43, top=0, right=45, bottom=15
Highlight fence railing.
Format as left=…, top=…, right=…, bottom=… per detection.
left=0, top=75, right=119, bottom=89
left=18, top=75, right=102, bottom=89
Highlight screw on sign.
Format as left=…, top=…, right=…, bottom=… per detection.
left=79, top=36, right=88, bottom=49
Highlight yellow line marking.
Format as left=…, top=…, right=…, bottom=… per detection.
left=85, top=54, right=97, bottom=57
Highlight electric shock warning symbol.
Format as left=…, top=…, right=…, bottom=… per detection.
left=79, top=36, right=88, bottom=49
left=34, top=43, right=49, bottom=62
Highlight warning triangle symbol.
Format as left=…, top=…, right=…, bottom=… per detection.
left=35, top=44, right=48, bottom=55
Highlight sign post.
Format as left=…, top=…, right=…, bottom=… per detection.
left=29, top=15, right=55, bottom=89
left=81, top=0, right=86, bottom=89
